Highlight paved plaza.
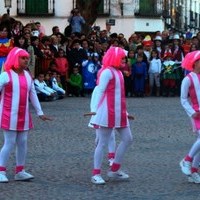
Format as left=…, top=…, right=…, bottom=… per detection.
left=0, top=96, right=200, bottom=200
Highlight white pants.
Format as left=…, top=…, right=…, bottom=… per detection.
left=0, top=130, right=28, bottom=167
left=94, top=127, right=133, bottom=169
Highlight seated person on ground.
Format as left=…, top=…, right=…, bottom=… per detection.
left=34, top=73, right=57, bottom=101
left=50, top=71, right=66, bottom=98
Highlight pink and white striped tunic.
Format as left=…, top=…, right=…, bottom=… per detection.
left=181, top=72, right=200, bottom=131
left=89, top=67, right=129, bottom=128
left=0, top=70, right=43, bottom=131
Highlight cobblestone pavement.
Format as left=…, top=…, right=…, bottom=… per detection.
left=0, top=96, right=199, bottom=200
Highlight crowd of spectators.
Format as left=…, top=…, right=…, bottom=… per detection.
left=1, top=10, right=200, bottom=100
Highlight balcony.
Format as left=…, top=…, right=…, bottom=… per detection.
left=134, top=0, right=163, bottom=18
left=17, top=0, right=55, bottom=16
left=97, top=0, right=110, bottom=16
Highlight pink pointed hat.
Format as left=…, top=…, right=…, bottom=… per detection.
left=102, top=46, right=126, bottom=68
left=181, top=50, right=200, bottom=71
left=4, top=47, right=29, bottom=71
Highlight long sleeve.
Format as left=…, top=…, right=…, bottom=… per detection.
left=69, top=74, right=82, bottom=88
left=180, top=76, right=195, bottom=117
left=29, top=81, right=44, bottom=116
left=34, top=79, right=51, bottom=96
left=0, top=72, right=9, bottom=91
left=51, top=78, right=65, bottom=94
left=90, top=69, right=113, bottom=113
left=158, top=59, right=162, bottom=73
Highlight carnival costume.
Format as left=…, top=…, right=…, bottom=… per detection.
left=0, top=47, right=43, bottom=182
left=180, top=50, right=200, bottom=184
left=89, top=47, right=133, bottom=185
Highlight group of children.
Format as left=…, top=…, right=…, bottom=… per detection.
left=1, top=46, right=200, bottom=186
left=123, top=46, right=182, bottom=98
left=34, top=71, right=65, bottom=101
left=86, top=47, right=200, bottom=185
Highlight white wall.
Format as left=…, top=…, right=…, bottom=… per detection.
left=0, top=0, right=164, bottom=39
left=95, top=18, right=164, bottom=39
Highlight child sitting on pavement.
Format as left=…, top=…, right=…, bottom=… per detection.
left=50, top=71, right=66, bottom=99
left=34, top=73, right=57, bottom=101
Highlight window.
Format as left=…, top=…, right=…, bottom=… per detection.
left=97, top=0, right=110, bottom=16
left=135, top=0, right=162, bottom=17
left=17, top=0, right=54, bottom=16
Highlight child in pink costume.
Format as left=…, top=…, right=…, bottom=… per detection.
left=0, top=47, right=51, bottom=183
left=180, top=50, right=200, bottom=184
left=86, top=47, right=134, bottom=185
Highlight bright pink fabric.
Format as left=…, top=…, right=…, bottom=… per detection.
left=111, top=163, right=121, bottom=172
left=17, top=74, right=28, bottom=130
left=0, top=166, right=6, bottom=171
left=96, top=67, right=127, bottom=128
left=106, top=69, right=115, bottom=127
left=182, top=50, right=200, bottom=71
left=92, top=169, right=101, bottom=175
left=0, top=70, right=34, bottom=131
left=187, top=73, right=200, bottom=130
left=119, top=69, right=127, bottom=126
left=102, top=47, right=126, bottom=68
left=15, top=165, right=24, bottom=174
left=108, top=153, right=115, bottom=159
left=1, top=71, right=12, bottom=129
left=4, top=47, right=29, bottom=71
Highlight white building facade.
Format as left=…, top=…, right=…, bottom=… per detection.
left=0, top=0, right=199, bottom=39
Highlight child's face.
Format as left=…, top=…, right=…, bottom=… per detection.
left=0, top=28, right=8, bottom=38
left=138, top=49, right=143, bottom=54
left=93, top=56, right=99, bottom=61
left=52, top=72, right=57, bottom=78
left=120, top=57, right=126, bottom=66
left=33, top=39, right=39, bottom=46
left=73, top=68, right=79, bottom=74
left=58, top=51, right=64, bottom=57
left=152, top=51, right=157, bottom=57
left=128, top=51, right=134, bottom=58
left=19, top=38, right=25, bottom=45
left=73, top=43, right=80, bottom=49
left=38, top=74, right=45, bottom=82
left=137, top=56, right=143, bottom=62
left=18, top=56, right=29, bottom=69
left=194, top=60, right=200, bottom=73
left=45, top=74, right=50, bottom=80
left=56, top=75, right=61, bottom=80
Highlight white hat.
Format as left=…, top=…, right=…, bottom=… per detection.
left=154, top=36, right=162, bottom=41
left=173, top=34, right=180, bottom=40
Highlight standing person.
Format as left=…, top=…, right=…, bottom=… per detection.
left=161, top=52, right=177, bottom=97
left=148, top=49, right=162, bottom=96
left=54, top=48, right=69, bottom=90
left=85, top=47, right=134, bottom=185
left=121, top=57, right=132, bottom=97
left=0, top=47, right=51, bottom=183
left=91, top=86, right=116, bottom=167
left=179, top=50, right=200, bottom=184
left=132, top=55, right=147, bottom=97
left=68, top=8, right=86, bottom=35
left=0, top=23, right=14, bottom=73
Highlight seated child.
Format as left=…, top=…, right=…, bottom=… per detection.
left=50, top=71, right=66, bottom=99
left=34, top=73, right=57, bottom=101
left=67, top=64, right=83, bottom=97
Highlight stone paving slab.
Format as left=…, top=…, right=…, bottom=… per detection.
left=0, top=97, right=199, bottom=200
